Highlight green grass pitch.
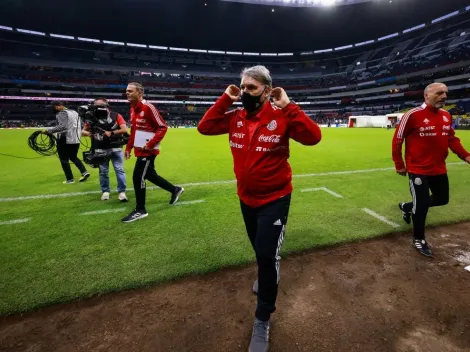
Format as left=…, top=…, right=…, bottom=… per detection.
left=1, top=128, right=469, bottom=315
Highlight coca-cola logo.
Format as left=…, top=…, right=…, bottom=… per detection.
left=258, top=134, right=281, bottom=143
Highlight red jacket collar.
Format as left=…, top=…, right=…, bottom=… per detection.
left=422, top=102, right=439, bottom=113
left=131, top=99, right=145, bottom=109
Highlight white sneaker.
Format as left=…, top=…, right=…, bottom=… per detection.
left=118, top=192, right=128, bottom=202
left=101, top=192, right=110, bottom=201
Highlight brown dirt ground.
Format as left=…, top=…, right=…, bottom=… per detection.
left=1, top=223, right=470, bottom=352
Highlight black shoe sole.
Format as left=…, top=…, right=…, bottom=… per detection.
left=121, top=213, right=148, bottom=223
left=79, top=174, right=90, bottom=182
left=412, top=243, right=433, bottom=257
left=170, top=187, right=184, bottom=205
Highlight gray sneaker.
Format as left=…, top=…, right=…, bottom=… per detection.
left=249, top=319, right=270, bottom=352
left=252, top=279, right=258, bottom=295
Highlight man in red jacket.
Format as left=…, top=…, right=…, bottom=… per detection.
left=121, top=82, right=184, bottom=223
left=198, top=65, right=322, bottom=352
left=392, top=83, right=470, bottom=257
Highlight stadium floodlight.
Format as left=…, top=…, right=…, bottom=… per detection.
left=78, top=37, right=100, bottom=43
left=432, top=10, right=459, bottom=24
left=314, top=48, right=333, bottom=53
left=189, top=49, right=208, bottom=53
left=220, top=0, right=372, bottom=8
left=149, top=45, right=168, bottom=50
left=127, top=43, right=147, bottom=48
left=335, top=44, right=353, bottom=51
left=227, top=51, right=243, bottom=55
left=208, top=50, right=225, bottom=54
left=17, top=28, right=45, bottom=36
left=50, top=33, right=75, bottom=40
left=261, top=53, right=278, bottom=56
left=103, top=40, right=125, bottom=45
left=243, top=52, right=260, bottom=56
left=278, top=53, right=294, bottom=56
left=355, top=40, right=374, bottom=47
left=169, top=47, right=188, bottom=51
left=403, top=24, right=425, bottom=34
left=467, top=5, right=470, bottom=11
left=0, top=25, right=13, bottom=31
left=378, top=32, right=398, bottom=41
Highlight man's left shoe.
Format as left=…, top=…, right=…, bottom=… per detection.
left=79, top=172, right=90, bottom=182
left=249, top=318, right=270, bottom=352
left=413, top=238, right=433, bottom=257
left=169, top=186, right=184, bottom=205
left=121, top=209, right=148, bottom=223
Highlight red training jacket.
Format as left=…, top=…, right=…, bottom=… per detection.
left=392, top=103, right=470, bottom=175
left=126, top=99, right=167, bottom=157
left=198, top=93, right=322, bottom=208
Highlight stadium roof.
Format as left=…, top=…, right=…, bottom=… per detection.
left=0, top=0, right=468, bottom=53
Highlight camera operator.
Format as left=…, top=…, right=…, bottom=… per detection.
left=81, top=98, right=128, bottom=202
left=42, top=101, right=90, bottom=184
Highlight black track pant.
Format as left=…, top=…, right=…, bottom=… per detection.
left=133, top=155, right=176, bottom=212
left=402, top=174, right=449, bottom=240
left=56, top=137, right=87, bottom=181
left=240, top=194, right=291, bottom=322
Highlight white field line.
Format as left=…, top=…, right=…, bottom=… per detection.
left=174, top=199, right=205, bottom=206
left=0, top=162, right=465, bottom=203
left=0, top=218, right=31, bottom=225
left=362, top=208, right=400, bottom=228
left=301, top=187, right=343, bottom=198
left=80, top=208, right=126, bottom=216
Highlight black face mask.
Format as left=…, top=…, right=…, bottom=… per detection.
left=241, top=88, right=266, bottom=113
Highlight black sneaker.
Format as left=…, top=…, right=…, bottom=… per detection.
left=249, top=319, right=270, bottom=352
left=413, top=238, right=433, bottom=257
left=121, top=209, right=148, bottom=223
left=399, top=202, right=412, bottom=224
left=79, top=172, right=90, bottom=182
left=169, top=186, right=184, bottom=205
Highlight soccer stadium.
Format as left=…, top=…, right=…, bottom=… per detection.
left=1, top=0, right=470, bottom=350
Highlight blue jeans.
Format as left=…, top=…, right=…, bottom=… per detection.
left=99, top=150, right=126, bottom=193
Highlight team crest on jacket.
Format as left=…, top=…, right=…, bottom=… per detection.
left=443, top=115, right=449, bottom=123
left=267, top=120, right=277, bottom=131
left=423, top=118, right=430, bottom=124
left=140, top=111, right=145, bottom=117
left=237, top=120, right=243, bottom=128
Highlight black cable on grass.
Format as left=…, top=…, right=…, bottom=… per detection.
left=27, top=131, right=57, bottom=157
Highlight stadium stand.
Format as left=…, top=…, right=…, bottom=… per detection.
left=1, top=6, right=469, bottom=128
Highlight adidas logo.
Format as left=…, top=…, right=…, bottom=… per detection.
left=273, top=219, right=282, bottom=226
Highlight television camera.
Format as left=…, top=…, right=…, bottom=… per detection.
left=78, top=103, right=130, bottom=168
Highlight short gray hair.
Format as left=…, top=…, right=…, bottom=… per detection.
left=241, top=65, right=272, bottom=87
left=128, top=82, right=145, bottom=95
left=424, top=82, right=446, bottom=94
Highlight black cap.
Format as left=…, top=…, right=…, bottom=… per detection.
left=49, top=100, right=64, bottom=107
